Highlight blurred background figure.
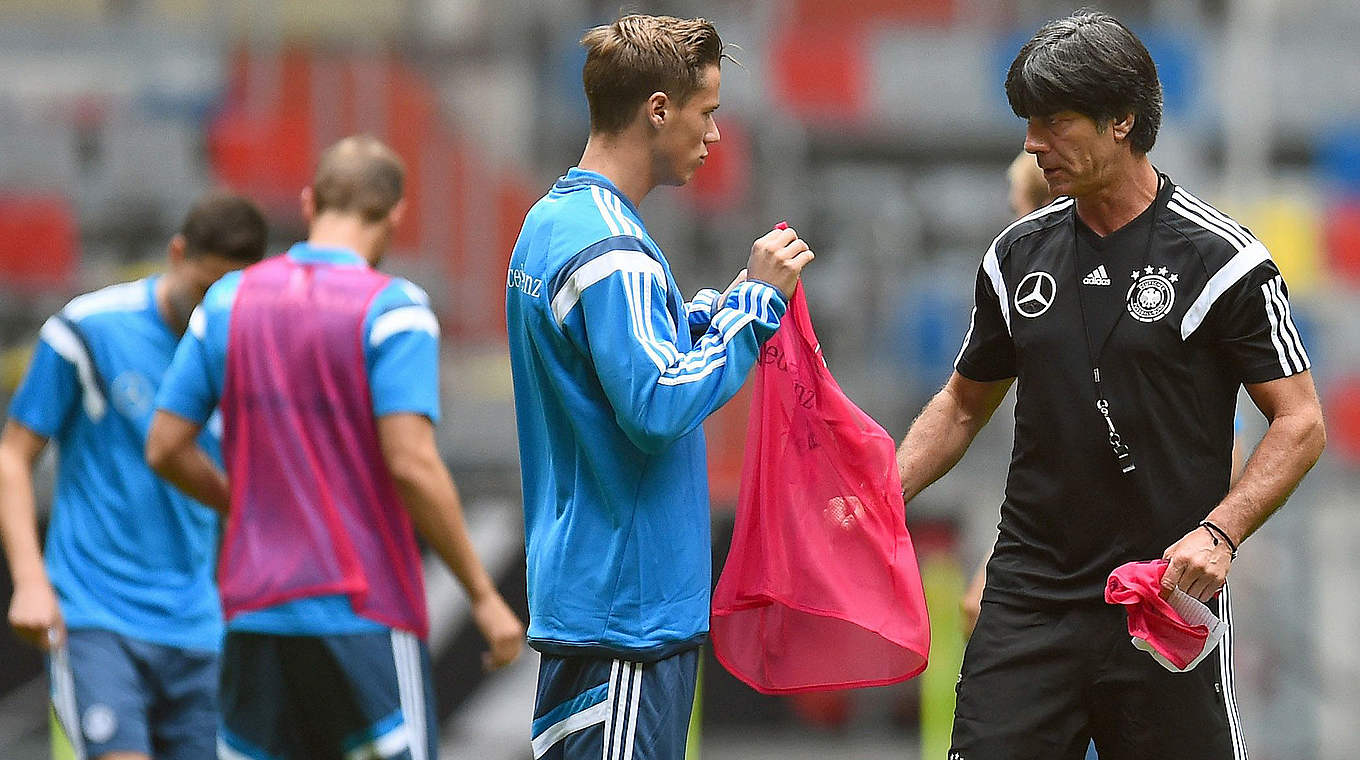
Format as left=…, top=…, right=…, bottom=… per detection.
left=0, top=192, right=266, bottom=760
left=1007, top=151, right=1054, bottom=221
left=3, top=2, right=1360, bottom=760
left=147, top=135, right=523, bottom=760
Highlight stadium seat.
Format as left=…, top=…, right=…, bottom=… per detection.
left=1324, top=374, right=1360, bottom=465
left=1133, top=29, right=1197, bottom=119
left=770, top=26, right=867, bottom=122
left=1316, top=128, right=1360, bottom=193
left=682, top=117, right=750, bottom=212
left=890, top=284, right=970, bottom=391
left=787, top=0, right=955, bottom=28
left=1323, top=198, right=1360, bottom=284
left=1244, top=197, right=1323, bottom=296
left=206, top=49, right=315, bottom=212
left=0, top=193, right=78, bottom=291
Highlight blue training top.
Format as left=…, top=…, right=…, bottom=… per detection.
left=8, top=277, right=223, bottom=652
left=156, top=243, right=441, bottom=636
left=507, top=168, right=786, bottom=660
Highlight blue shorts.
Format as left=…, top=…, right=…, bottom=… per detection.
left=531, top=648, right=698, bottom=760
left=48, top=628, right=218, bottom=760
left=218, top=629, right=437, bottom=760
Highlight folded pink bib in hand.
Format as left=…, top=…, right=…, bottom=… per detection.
left=1105, top=559, right=1227, bottom=672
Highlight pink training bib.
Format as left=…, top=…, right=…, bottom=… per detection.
left=712, top=285, right=930, bottom=693
left=219, top=255, right=429, bottom=638
left=1106, top=559, right=1226, bottom=672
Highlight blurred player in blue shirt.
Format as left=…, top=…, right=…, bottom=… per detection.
left=507, top=15, right=814, bottom=760
left=147, top=135, right=523, bottom=760
left=0, top=193, right=267, bottom=760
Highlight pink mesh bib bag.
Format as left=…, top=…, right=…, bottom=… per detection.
left=712, top=285, right=930, bottom=693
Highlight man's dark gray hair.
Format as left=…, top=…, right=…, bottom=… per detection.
left=180, top=191, right=268, bottom=264
left=1005, top=9, right=1163, bottom=154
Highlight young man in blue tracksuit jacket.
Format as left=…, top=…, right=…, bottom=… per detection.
left=506, top=14, right=815, bottom=760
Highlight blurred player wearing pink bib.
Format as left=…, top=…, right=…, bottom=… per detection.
left=149, top=136, right=523, bottom=760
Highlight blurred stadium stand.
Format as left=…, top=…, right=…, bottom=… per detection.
left=2, top=1, right=1359, bottom=759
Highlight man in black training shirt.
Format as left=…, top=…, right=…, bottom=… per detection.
left=895, top=10, right=1325, bottom=759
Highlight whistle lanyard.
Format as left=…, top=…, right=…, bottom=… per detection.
left=1071, top=176, right=1164, bottom=475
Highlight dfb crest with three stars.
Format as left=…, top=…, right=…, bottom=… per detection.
left=1127, top=265, right=1178, bottom=322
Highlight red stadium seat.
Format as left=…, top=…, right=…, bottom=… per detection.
left=770, top=26, right=867, bottom=122
left=788, top=0, right=955, bottom=27
left=0, top=193, right=77, bottom=291
left=205, top=48, right=541, bottom=343
left=1325, top=375, right=1360, bottom=465
left=1323, top=198, right=1360, bottom=285
left=682, top=118, right=750, bottom=212
left=207, top=49, right=316, bottom=213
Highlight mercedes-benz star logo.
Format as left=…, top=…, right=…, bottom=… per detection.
left=1014, top=271, right=1056, bottom=318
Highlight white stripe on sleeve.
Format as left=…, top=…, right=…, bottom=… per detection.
left=64, top=281, right=148, bottom=321
left=551, top=251, right=666, bottom=324
left=1175, top=189, right=1255, bottom=247
left=370, top=305, right=440, bottom=347
left=607, top=192, right=643, bottom=238
left=623, top=272, right=670, bottom=373
left=1265, top=277, right=1309, bottom=373
left=1269, top=277, right=1309, bottom=370
left=982, top=247, right=1010, bottom=336
left=1167, top=199, right=1249, bottom=251
left=1180, top=241, right=1271, bottom=340
left=39, top=317, right=107, bottom=421
left=1260, top=280, right=1293, bottom=376
left=640, top=272, right=679, bottom=366
left=976, top=196, right=1073, bottom=337
left=954, top=306, right=977, bottom=369
left=188, top=306, right=207, bottom=339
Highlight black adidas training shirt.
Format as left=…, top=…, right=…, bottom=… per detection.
left=956, top=175, right=1310, bottom=606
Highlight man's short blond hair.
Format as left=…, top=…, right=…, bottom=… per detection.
left=312, top=135, right=405, bottom=223
left=580, top=14, right=724, bottom=134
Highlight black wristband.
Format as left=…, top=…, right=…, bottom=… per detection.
left=1199, top=520, right=1239, bottom=559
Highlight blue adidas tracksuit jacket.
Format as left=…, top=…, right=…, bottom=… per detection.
left=506, top=167, right=786, bottom=660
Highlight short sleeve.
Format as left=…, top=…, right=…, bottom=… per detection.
left=954, top=262, right=1017, bottom=382
left=156, top=311, right=220, bottom=425
left=1201, top=262, right=1310, bottom=384
left=366, top=283, right=441, bottom=422
left=7, top=335, right=80, bottom=437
